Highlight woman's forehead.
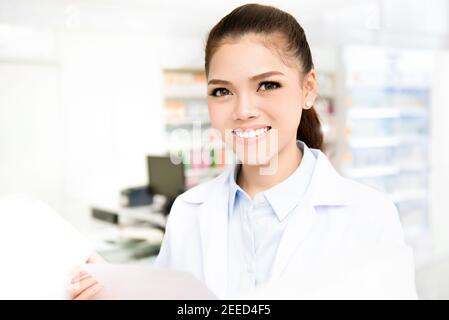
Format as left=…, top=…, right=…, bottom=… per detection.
left=208, top=36, right=300, bottom=80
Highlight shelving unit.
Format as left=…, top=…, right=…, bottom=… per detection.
left=340, top=45, right=433, bottom=245
left=162, top=68, right=226, bottom=189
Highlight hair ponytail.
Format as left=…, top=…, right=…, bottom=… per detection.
left=297, top=108, right=323, bottom=150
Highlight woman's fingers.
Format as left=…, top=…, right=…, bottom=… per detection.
left=69, top=275, right=99, bottom=299
left=68, top=251, right=107, bottom=299
left=70, top=267, right=88, bottom=283
left=73, top=282, right=103, bottom=300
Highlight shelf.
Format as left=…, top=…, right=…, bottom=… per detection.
left=347, top=107, right=428, bottom=119
left=163, top=67, right=204, bottom=73
left=349, top=137, right=401, bottom=148
left=343, top=163, right=427, bottom=178
left=165, top=118, right=210, bottom=127
left=164, top=85, right=207, bottom=100
left=345, top=82, right=432, bottom=91
left=165, top=95, right=207, bottom=101
left=348, top=108, right=399, bottom=119
left=403, top=224, right=431, bottom=243
left=186, top=167, right=224, bottom=177
left=0, top=58, right=59, bottom=66
left=389, top=189, right=427, bottom=203
left=400, top=163, right=429, bottom=173
left=165, top=122, right=211, bottom=131
left=342, top=45, right=432, bottom=249
left=343, top=165, right=400, bottom=178
left=349, top=134, right=428, bottom=148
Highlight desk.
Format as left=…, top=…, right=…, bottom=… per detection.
left=84, top=204, right=167, bottom=264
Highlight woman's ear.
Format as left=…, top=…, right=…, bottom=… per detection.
left=302, top=69, right=318, bottom=110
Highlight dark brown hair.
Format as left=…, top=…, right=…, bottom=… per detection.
left=204, top=3, right=323, bottom=150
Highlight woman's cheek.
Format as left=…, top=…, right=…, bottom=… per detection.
left=272, top=107, right=301, bottom=144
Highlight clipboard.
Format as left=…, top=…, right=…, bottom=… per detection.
left=83, top=264, right=218, bottom=300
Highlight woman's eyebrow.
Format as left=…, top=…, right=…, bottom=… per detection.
left=250, top=71, right=285, bottom=81
left=208, top=71, right=284, bottom=86
left=207, top=79, right=231, bottom=86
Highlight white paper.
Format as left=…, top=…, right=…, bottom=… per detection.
left=0, top=194, right=94, bottom=299
left=83, top=264, right=218, bottom=300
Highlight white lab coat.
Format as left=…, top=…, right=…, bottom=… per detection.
left=153, top=148, right=418, bottom=299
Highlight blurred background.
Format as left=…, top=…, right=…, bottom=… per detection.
left=0, top=0, right=448, bottom=299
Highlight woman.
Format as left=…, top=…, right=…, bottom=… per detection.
left=70, top=3, right=417, bottom=299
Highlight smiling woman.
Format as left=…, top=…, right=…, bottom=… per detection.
left=72, top=3, right=418, bottom=300
left=152, top=3, right=416, bottom=299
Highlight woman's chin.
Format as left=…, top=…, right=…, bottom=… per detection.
left=236, top=151, right=278, bottom=167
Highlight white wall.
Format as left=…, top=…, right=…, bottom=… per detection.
left=0, top=62, right=63, bottom=210
left=0, top=28, right=167, bottom=230
left=0, top=7, right=209, bottom=229
left=57, top=31, right=166, bottom=228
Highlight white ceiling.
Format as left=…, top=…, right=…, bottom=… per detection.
left=0, top=0, right=448, bottom=48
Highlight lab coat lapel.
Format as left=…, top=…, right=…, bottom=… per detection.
left=197, top=173, right=230, bottom=299
left=270, top=197, right=318, bottom=280
left=193, top=150, right=351, bottom=295
left=270, top=149, right=351, bottom=281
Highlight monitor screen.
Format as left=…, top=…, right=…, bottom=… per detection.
left=147, top=155, right=185, bottom=199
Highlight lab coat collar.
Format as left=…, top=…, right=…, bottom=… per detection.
left=307, top=148, right=353, bottom=206
left=183, top=146, right=352, bottom=207
left=226, top=140, right=316, bottom=222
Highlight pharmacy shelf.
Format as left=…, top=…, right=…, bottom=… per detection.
left=163, top=68, right=221, bottom=189
left=0, top=58, right=59, bottom=66
left=343, top=165, right=400, bottom=178
left=349, top=137, right=400, bottom=148
left=347, top=107, right=428, bottom=119
left=347, top=83, right=431, bottom=91
left=400, top=162, right=429, bottom=173
left=349, top=134, right=428, bottom=148
left=164, top=85, right=207, bottom=100
left=186, top=167, right=224, bottom=177
left=164, top=67, right=204, bottom=73
left=343, top=163, right=427, bottom=178
left=403, top=224, right=431, bottom=244
left=389, top=189, right=427, bottom=204
left=166, top=118, right=210, bottom=127
left=341, top=45, right=433, bottom=252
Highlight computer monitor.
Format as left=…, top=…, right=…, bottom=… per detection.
left=147, top=155, right=185, bottom=212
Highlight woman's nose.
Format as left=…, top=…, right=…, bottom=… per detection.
left=232, top=95, right=259, bottom=121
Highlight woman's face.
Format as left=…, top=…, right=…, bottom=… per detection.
left=207, top=33, right=316, bottom=166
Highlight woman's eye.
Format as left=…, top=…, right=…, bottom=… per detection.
left=210, top=88, right=231, bottom=97
left=258, top=81, right=281, bottom=91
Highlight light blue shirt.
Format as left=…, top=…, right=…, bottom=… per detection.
left=227, top=140, right=317, bottom=297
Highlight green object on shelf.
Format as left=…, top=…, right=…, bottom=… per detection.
left=210, top=149, right=216, bottom=168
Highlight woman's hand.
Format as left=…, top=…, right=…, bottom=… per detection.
left=68, top=251, right=106, bottom=300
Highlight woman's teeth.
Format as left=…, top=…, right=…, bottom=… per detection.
left=233, top=127, right=270, bottom=138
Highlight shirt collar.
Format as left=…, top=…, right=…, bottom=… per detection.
left=228, top=162, right=243, bottom=218
left=228, top=140, right=317, bottom=221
